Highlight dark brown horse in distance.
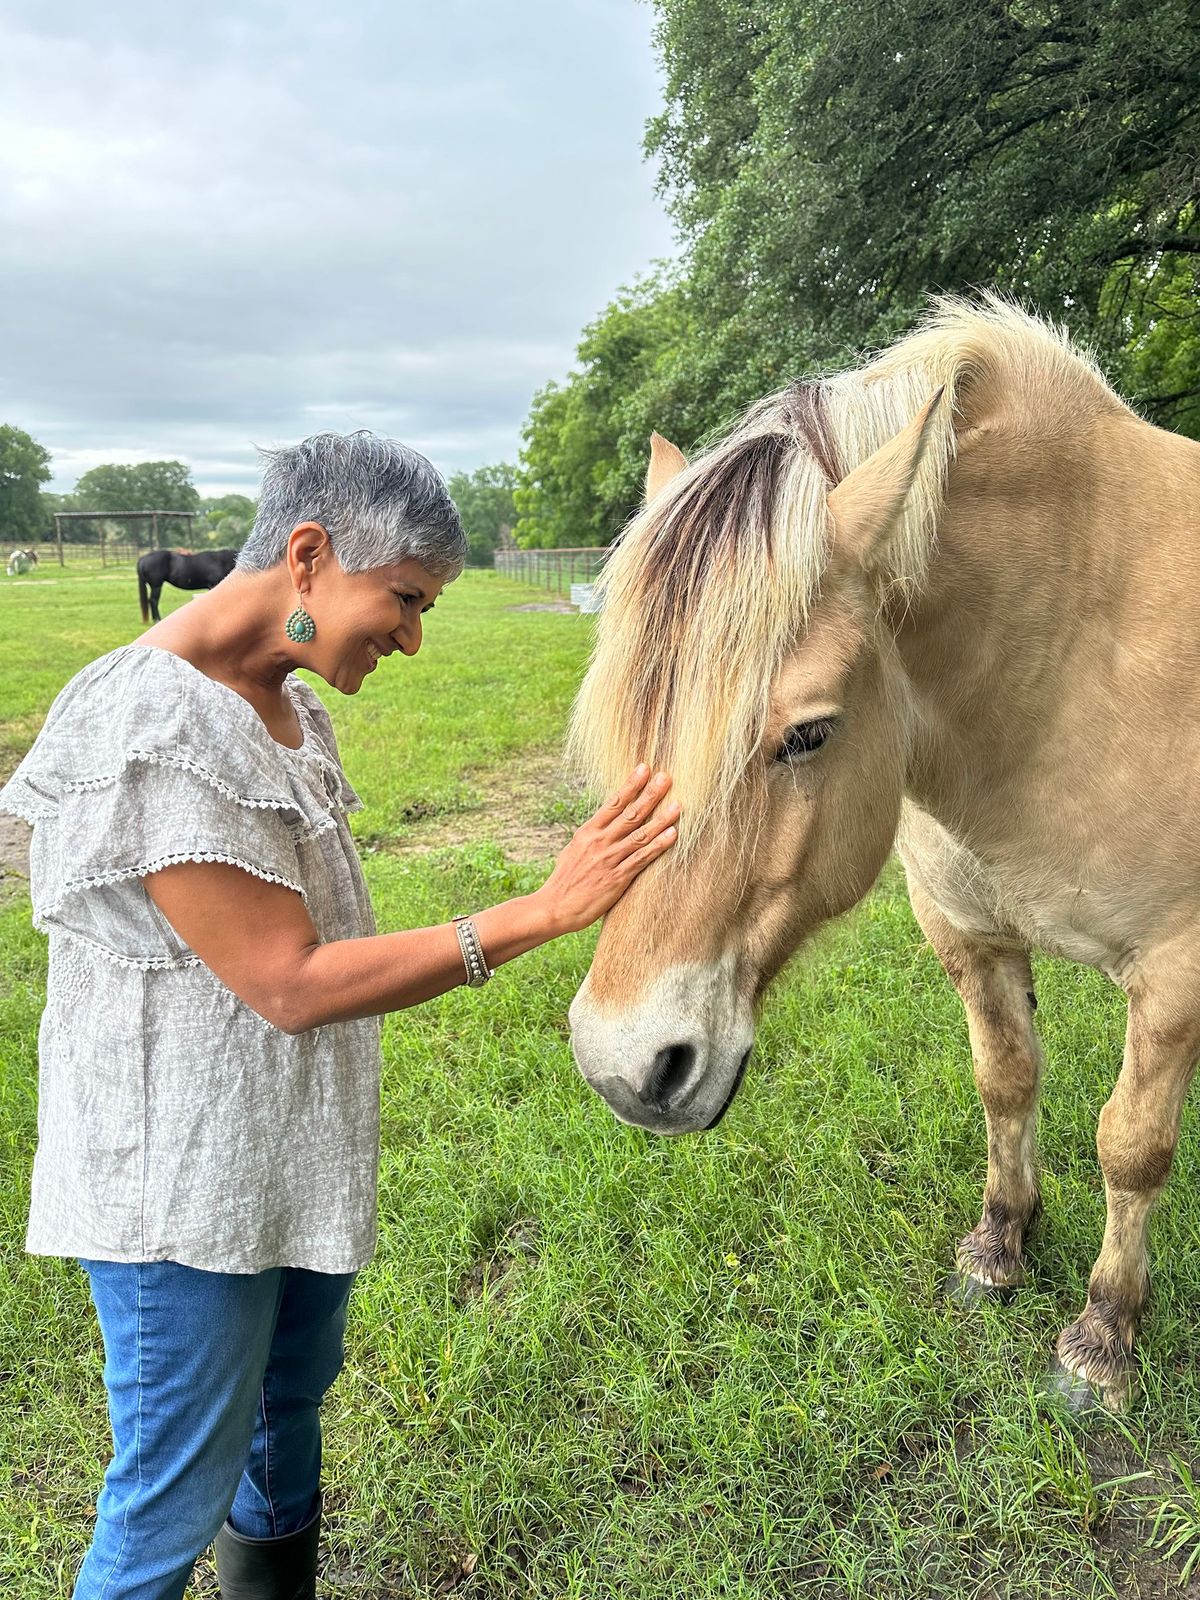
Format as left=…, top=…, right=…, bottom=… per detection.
left=137, top=549, right=238, bottom=622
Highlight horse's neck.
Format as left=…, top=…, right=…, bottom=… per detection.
left=892, top=410, right=1200, bottom=826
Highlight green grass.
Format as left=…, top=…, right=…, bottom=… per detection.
left=1, top=570, right=1198, bottom=1598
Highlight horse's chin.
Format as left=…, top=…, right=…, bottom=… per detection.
left=702, top=1047, right=752, bottom=1130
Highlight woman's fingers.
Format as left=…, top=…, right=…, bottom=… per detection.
left=599, top=764, right=651, bottom=817
left=615, top=801, right=680, bottom=870
left=542, top=768, right=680, bottom=930
left=626, top=823, right=678, bottom=870
left=608, top=769, right=673, bottom=838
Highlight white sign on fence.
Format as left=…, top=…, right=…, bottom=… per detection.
left=570, top=583, right=602, bottom=613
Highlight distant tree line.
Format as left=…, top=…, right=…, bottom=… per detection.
left=0, top=428, right=526, bottom=567
left=512, top=0, right=1200, bottom=547
left=444, top=463, right=518, bottom=566
left=12, top=2, right=1193, bottom=563
left=0, top=429, right=256, bottom=549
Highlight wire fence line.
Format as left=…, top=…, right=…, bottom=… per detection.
left=6, top=541, right=610, bottom=586
left=493, top=546, right=611, bottom=597
left=3, top=541, right=143, bottom=568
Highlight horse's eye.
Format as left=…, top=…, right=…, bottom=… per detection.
left=775, top=719, right=835, bottom=762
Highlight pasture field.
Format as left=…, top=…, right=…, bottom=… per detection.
left=1, top=567, right=1199, bottom=1599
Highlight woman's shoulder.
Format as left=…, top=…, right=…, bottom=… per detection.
left=30, top=644, right=188, bottom=759
left=2, top=645, right=299, bottom=819
left=54, top=640, right=179, bottom=698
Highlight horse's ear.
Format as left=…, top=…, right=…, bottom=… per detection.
left=827, top=387, right=945, bottom=568
left=646, top=432, right=688, bottom=504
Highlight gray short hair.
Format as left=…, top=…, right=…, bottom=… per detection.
left=237, top=431, right=467, bottom=578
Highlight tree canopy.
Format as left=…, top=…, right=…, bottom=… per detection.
left=0, top=425, right=52, bottom=544
left=515, top=0, right=1200, bottom=547
left=72, top=460, right=200, bottom=517
left=200, top=493, right=257, bottom=550
left=446, top=462, right=519, bottom=565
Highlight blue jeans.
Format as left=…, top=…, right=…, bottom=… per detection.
left=74, top=1260, right=354, bottom=1600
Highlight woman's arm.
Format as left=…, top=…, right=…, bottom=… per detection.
left=143, top=766, right=678, bottom=1033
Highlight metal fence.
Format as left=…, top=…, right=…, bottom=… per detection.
left=3, top=541, right=142, bottom=568
left=493, top=546, right=610, bottom=597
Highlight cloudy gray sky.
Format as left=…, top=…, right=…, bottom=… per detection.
left=0, top=1, right=675, bottom=495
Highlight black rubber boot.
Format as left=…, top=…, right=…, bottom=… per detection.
left=213, top=1502, right=320, bottom=1599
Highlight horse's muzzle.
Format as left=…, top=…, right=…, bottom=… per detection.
left=568, top=960, right=755, bottom=1136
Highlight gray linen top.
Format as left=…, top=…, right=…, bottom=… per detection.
left=0, top=644, right=382, bottom=1274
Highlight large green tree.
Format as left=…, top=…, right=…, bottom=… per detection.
left=0, top=425, right=52, bottom=544
left=647, top=0, right=1199, bottom=407
left=445, top=463, right=518, bottom=565
left=73, top=460, right=200, bottom=517
left=517, top=0, right=1200, bottom=547
left=70, top=460, right=201, bottom=547
left=514, top=273, right=699, bottom=547
left=200, top=493, right=257, bottom=550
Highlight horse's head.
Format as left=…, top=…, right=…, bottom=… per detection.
left=568, top=383, right=946, bottom=1134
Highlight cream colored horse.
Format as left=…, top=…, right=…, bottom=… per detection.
left=568, top=296, right=1200, bottom=1411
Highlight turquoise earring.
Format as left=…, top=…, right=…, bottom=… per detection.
left=285, top=599, right=316, bottom=644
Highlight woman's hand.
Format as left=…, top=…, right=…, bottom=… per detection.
left=534, top=765, right=680, bottom=936
left=142, top=764, right=679, bottom=1032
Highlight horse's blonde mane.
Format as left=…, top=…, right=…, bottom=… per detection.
left=568, top=294, right=1122, bottom=857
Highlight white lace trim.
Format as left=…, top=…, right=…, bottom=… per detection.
left=0, top=782, right=54, bottom=824
left=50, top=927, right=204, bottom=972
left=37, top=850, right=308, bottom=928
left=60, top=748, right=297, bottom=811
left=57, top=747, right=352, bottom=830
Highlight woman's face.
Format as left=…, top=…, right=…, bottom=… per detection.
left=290, top=528, right=445, bottom=694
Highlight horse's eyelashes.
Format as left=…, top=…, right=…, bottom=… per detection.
left=775, top=719, right=835, bottom=763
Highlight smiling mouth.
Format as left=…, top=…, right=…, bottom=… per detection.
left=365, top=640, right=383, bottom=666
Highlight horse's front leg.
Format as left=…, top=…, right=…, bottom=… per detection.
left=907, top=878, right=1043, bottom=1297
left=1052, top=986, right=1198, bottom=1412
left=150, top=584, right=163, bottom=622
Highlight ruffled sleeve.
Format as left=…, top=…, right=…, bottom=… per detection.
left=288, top=676, right=365, bottom=815
left=0, top=646, right=316, bottom=968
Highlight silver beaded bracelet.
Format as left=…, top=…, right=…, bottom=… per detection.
left=452, top=915, right=493, bottom=988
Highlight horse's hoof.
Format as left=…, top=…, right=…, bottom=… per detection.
left=1043, top=1357, right=1126, bottom=1416
left=942, top=1268, right=1016, bottom=1307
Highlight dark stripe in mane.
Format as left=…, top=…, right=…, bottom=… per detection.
left=617, top=382, right=848, bottom=738
left=783, top=381, right=843, bottom=486
left=637, top=382, right=840, bottom=600
left=625, top=428, right=792, bottom=739
left=643, top=428, right=791, bottom=588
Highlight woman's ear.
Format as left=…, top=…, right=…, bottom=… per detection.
left=286, top=522, right=330, bottom=585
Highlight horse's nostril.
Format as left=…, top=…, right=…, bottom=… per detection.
left=639, top=1043, right=697, bottom=1110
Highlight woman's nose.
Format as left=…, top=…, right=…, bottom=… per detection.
left=397, top=616, right=422, bottom=656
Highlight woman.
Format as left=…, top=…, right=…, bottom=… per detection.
left=0, top=432, right=679, bottom=1600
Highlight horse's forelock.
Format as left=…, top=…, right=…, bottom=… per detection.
left=573, top=296, right=1120, bottom=858
left=570, top=393, right=837, bottom=855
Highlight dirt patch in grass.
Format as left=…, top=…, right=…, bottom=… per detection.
left=456, top=1216, right=542, bottom=1308
left=380, top=749, right=588, bottom=864
left=506, top=600, right=576, bottom=614
left=1082, top=1437, right=1197, bottom=1599
left=0, top=812, right=31, bottom=892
